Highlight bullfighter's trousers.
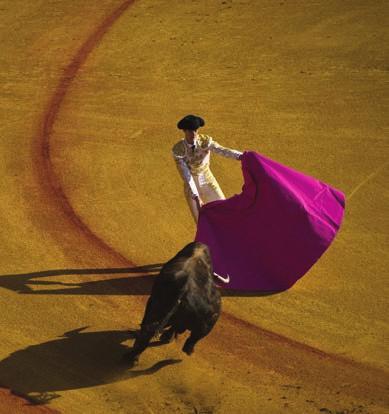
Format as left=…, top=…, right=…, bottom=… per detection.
left=184, top=168, right=225, bottom=222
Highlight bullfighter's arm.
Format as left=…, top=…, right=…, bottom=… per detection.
left=209, top=138, right=243, bottom=160
left=172, top=153, right=199, bottom=198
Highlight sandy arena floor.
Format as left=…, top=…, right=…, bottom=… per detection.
left=0, top=1, right=388, bottom=413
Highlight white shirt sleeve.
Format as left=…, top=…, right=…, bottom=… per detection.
left=173, top=154, right=199, bottom=198
left=209, top=139, right=242, bottom=160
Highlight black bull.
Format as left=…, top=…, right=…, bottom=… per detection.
left=124, top=242, right=221, bottom=364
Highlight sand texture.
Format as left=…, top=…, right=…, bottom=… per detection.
left=0, top=1, right=388, bottom=413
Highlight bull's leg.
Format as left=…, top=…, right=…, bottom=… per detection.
left=159, top=326, right=176, bottom=344
left=182, top=325, right=211, bottom=356
left=123, top=327, right=154, bottom=365
left=182, top=315, right=219, bottom=356
left=182, top=331, right=203, bottom=355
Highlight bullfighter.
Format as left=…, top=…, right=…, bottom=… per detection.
left=172, top=114, right=243, bottom=222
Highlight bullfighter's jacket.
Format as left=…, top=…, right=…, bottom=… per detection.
left=172, top=134, right=242, bottom=221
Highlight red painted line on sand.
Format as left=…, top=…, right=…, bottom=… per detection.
left=35, top=0, right=136, bottom=265
left=0, top=387, right=60, bottom=413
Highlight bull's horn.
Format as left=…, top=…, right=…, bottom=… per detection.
left=213, top=272, right=230, bottom=284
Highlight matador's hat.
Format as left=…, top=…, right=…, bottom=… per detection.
left=177, top=114, right=205, bottom=130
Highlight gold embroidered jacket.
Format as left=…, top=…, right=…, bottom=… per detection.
left=172, top=134, right=242, bottom=197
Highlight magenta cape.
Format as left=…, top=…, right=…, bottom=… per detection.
left=195, top=151, right=345, bottom=291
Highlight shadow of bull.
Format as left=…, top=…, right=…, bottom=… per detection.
left=0, top=327, right=181, bottom=404
left=0, top=264, right=278, bottom=297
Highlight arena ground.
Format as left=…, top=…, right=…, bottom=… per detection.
left=0, top=1, right=388, bottom=412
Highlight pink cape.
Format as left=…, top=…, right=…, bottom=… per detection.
left=195, top=151, right=345, bottom=291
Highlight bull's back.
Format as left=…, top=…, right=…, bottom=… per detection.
left=177, top=265, right=221, bottom=326
left=143, top=241, right=219, bottom=327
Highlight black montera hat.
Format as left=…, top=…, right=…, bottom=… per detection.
left=177, top=114, right=205, bottom=130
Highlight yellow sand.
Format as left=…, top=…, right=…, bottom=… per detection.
left=0, top=1, right=388, bottom=413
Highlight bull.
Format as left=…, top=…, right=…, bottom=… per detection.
left=124, top=242, right=222, bottom=365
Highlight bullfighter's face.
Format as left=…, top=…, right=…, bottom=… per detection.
left=184, top=129, right=199, bottom=144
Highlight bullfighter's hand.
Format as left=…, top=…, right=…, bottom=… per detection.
left=194, top=196, right=202, bottom=211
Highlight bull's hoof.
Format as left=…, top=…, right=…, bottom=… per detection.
left=182, top=344, right=194, bottom=356
left=122, top=352, right=139, bottom=367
